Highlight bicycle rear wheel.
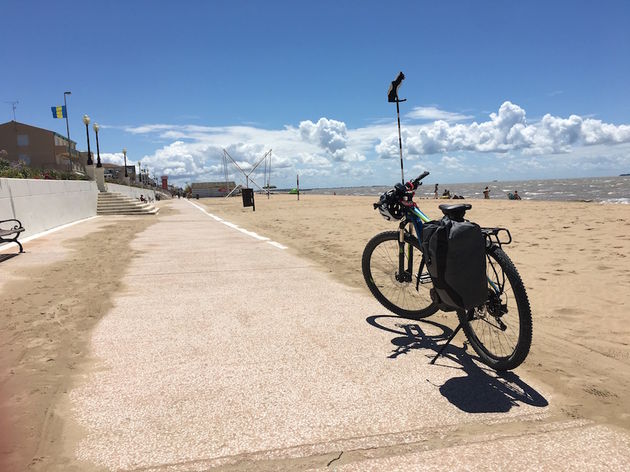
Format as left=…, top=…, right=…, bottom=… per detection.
left=362, top=231, right=438, bottom=319
left=458, top=245, right=532, bottom=371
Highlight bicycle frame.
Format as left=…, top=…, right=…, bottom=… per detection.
left=395, top=203, right=431, bottom=285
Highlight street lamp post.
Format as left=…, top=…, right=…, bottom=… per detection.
left=93, top=123, right=102, bottom=168
left=123, top=148, right=128, bottom=177
left=82, top=115, right=93, bottom=165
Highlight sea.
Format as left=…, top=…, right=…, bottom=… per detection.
left=301, top=176, right=630, bottom=204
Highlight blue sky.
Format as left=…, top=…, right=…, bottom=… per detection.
left=2, top=0, right=629, bottom=187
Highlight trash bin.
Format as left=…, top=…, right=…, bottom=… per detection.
left=242, top=188, right=255, bottom=210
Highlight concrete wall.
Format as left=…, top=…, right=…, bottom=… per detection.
left=107, top=183, right=155, bottom=201
left=0, top=178, right=97, bottom=240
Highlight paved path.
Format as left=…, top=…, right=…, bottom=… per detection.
left=44, top=200, right=630, bottom=469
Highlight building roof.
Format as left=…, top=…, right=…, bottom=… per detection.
left=191, top=181, right=236, bottom=189
left=0, top=120, right=77, bottom=146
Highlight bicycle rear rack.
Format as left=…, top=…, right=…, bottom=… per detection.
left=482, top=227, right=512, bottom=247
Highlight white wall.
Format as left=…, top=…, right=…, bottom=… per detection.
left=107, top=183, right=155, bottom=201
left=0, top=178, right=97, bottom=240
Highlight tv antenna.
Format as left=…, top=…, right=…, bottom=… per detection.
left=4, top=100, right=19, bottom=121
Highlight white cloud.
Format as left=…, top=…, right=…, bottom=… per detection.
left=100, top=152, right=134, bottom=166
left=376, top=101, right=630, bottom=157
left=299, top=117, right=347, bottom=153
left=407, top=106, right=473, bottom=122
left=118, top=103, right=630, bottom=187
left=440, top=155, right=466, bottom=171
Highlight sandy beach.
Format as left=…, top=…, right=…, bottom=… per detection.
left=1, top=195, right=629, bottom=470
left=0, top=216, right=158, bottom=471
left=198, top=194, right=630, bottom=429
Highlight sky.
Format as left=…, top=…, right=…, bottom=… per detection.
left=2, top=0, right=630, bottom=188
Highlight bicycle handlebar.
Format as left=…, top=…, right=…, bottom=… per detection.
left=374, top=171, right=431, bottom=212
left=389, top=171, right=430, bottom=198
left=409, top=171, right=430, bottom=190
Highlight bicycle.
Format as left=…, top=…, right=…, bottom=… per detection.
left=362, top=171, right=532, bottom=371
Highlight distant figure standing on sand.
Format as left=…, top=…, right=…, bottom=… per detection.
left=434, top=183, right=439, bottom=199
left=483, top=186, right=490, bottom=199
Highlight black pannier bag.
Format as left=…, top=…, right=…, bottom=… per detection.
left=421, top=216, right=487, bottom=310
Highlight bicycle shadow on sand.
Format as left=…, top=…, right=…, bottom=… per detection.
left=366, top=315, right=548, bottom=414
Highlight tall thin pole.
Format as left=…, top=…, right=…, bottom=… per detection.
left=388, top=72, right=406, bottom=184
left=85, top=123, right=93, bottom=165
left=297, top=174, right=300, bottom=201
left=94, top=128, right=102, bottom=167
left=264, top=153, right=269, bottom=199
left=396, top=100, right=404, bottom=184
left=64, top=92, right=71, bottom=170
left=268, top=150, right=272, bottom=199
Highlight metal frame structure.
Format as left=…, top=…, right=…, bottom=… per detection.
left=222, top=148, right=272, bottom=198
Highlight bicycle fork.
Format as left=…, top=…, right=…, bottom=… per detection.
left=397, top=224, right=414, bottom=283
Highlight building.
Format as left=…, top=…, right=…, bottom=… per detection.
left=0, top=120, right=83, bottom=172
left=102, top=163, right=137, bottom=181
left=191, top=181, right=237, bottom=197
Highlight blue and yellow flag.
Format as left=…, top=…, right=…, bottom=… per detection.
left=51, top=106, right=67, bottom=118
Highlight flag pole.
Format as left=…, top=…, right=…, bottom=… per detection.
left=63, top=91, right=72, bottom=171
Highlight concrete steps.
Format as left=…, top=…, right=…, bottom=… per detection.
left=97, top=192, right=159, bottom=215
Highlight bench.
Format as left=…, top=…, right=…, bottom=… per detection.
left=0, top=219, right=25, bottom=253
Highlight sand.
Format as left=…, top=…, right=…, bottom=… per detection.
left=198, top=193, right=630, bottom=430
left=1, top=194, right=629, bottom=470
left=0, top=215, right=157, bottom=472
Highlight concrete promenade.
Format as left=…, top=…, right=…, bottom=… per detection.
left=5, top=199, right=630, bottom=470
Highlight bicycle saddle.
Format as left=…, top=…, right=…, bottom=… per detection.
left=439, top=203, right=471, bottom=221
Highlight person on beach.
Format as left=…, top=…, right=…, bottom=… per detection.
left=434, top=183, right=439, bottom=199
left=513, top=190, right=521, bottom=200
left=483, top=186, right=490, bottom=199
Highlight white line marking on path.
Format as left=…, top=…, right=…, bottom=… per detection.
left=266, top=241, right=288, bottom=249
left=186, top=200, right=287, bottom=249
left=0, top=216, right=99, bottom=253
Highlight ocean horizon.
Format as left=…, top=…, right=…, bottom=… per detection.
left=283, top=175, right=630, bottom=204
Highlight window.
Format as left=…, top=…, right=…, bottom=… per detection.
left=17, top=134, right=29, bottom=146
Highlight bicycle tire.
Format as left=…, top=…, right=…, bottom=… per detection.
left=362, top=231, right=438, bottom=320
left=458, top=245, right=532, bottom=371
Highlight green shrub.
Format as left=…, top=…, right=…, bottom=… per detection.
left=0, top=158, right=88, bottom=181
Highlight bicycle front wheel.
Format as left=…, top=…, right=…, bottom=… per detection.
left=458, top=245, right=532, bottom=371
left=362, top=231, right=438, bottom=320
